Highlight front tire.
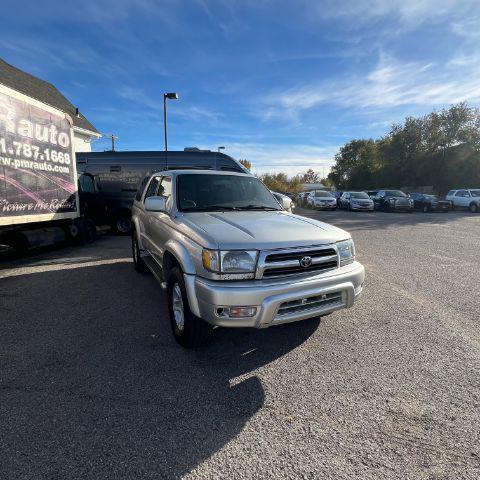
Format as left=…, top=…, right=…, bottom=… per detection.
left=167, top=267, right=212, bottom=348
left=423, top=204, right=429, bottom=213
left=132, top=231, right=149, bottom=273
left=469, top=202, right=478, bottom=213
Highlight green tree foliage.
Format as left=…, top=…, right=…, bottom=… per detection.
left=258, top=171, right=321, bottom=194
left=328, top=103, right=480, bottom=193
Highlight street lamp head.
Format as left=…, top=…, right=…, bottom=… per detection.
left=164, top=92, right=179, bottom=100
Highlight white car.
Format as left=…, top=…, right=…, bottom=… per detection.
left=306, top=190, right=337, bottom=210
left=271, top=191, right=294, bottom=212
left=446, top=189, right=480, bottom=213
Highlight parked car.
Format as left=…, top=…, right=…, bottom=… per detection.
left=131, top=170, right=365, bottom=347
left=339, top=191, right=374, bottom=211
left=446, top=189, right=480, bottom=213
left=296, top=192, right=309, bottom=207
left=76, top=150, right=246, bottom=233
left=332, top=191, right=343, bottom=207
left=306, top=190, right=337, bottom=210
left=373, top=190, right=414, bottom=212
left=271, top=191, right=293, bottom=212
left=410, top=193, right=450, bottom=212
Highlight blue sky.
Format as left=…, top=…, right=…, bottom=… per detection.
left=2, top=0, right=480, bottom=175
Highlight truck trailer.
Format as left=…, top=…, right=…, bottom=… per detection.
left=0, top=82, right=93, bottom=254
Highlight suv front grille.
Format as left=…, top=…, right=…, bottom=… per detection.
left=276, top=292, right=343, bottom=317
left=259, top=246, right=338, bottom=279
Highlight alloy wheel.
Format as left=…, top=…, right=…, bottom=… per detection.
left=172, top=283, right=185, bottom=331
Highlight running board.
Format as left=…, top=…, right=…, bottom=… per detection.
left=142, top=254, right=166, bottom=288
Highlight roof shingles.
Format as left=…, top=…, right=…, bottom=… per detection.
left=0, top=58, right=98, bottom=134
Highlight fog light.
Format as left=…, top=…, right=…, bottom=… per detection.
left=216, top=306, right=257, bottom=318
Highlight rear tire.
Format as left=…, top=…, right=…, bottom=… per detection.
left=422, top=204, right=429, bottom=213
left=114, top=216, right=132, bottom=235
left=167, top=267, right=212, bottom=348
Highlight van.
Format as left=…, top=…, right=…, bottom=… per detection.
left=76, top=150, right=246, bottom=233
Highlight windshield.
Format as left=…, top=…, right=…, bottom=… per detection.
left=470, top=190, right=480, bottom=197
left=177, top=174, right=281, bottom=211
left=350, top=192, right=370, bottom=199
left=314, top=190, right=333, bottom=197
left=385, top=190, right=407, bottom=197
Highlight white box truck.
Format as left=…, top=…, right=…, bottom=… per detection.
left=0, top=83, right=93, bottom=254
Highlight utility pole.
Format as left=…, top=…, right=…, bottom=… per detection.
left=103, top=133, right=118, bottom=151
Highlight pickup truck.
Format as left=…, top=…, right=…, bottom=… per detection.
left=131, top=170, right=365, bottom=347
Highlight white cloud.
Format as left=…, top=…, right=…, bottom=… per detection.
left=215, top=142, right=339, bottom=176
left=117, top=87, right=222, bottom=121
left=315, top=0, right=480, bottom=29
left=259, top=53, right=480, bottom=120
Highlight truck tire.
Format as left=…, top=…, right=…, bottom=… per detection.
left=167, top=266, right=212, bottom=348
left=469, top=202, right=478, bottom=213
left=113, top=216, right=132, bottom=235
left=132, top=231, right=149, bottom=273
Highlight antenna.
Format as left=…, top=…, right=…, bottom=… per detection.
left=103, top=133, right=118, bottom=151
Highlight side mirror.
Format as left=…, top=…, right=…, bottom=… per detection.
left=145, top=196, right=167, bottom=212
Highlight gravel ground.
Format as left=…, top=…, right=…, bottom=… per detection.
left=1, top=209, right=479, bottom=479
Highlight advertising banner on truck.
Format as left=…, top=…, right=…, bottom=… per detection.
left=0, top=83, right=78, bottom=226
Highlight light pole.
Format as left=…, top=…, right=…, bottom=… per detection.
left=218, top=146, right=225, bottom=153
left=163, top=92, right=178, bottom=151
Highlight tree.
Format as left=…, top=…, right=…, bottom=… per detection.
left=301, top=169, right=321, bottom=184
left=328, top=103, right=480, bottom=193
left=239, top=159, right=252, bottom=170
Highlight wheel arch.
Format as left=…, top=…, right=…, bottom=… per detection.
left=163, top=240, right=196, bottom=276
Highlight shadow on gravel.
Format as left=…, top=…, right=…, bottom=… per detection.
left=294, top=207, right=477, bottom=231
left=0, top=261, right=319, bottom=479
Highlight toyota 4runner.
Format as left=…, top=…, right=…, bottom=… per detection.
left=131, top=170, right=365, bottom=347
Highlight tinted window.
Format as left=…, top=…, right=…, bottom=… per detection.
left=144, top=177, right=160, bottom=201
left=455, top=190, right=468, bottom=197
left=177, top=174, right=280, bottom=211
left=79, top=174, right=95, bottom=193
left=350, top=192, right=369, bottom=199
left=385, top=190, right=407, bottom=197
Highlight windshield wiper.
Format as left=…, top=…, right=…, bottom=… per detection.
left=182, top=205, right=238, bottom=212
left=237, top=205, right=280, bottom=211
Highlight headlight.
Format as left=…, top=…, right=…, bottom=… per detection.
left=337, top=239, right=355, bottom=266
left=202, top=249, right=258, bottom=273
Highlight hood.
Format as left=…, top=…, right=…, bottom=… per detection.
left=180, top=211, right=349, bottom=250
left=314, top=195, right=335, bottom=200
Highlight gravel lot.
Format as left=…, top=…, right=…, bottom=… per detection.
left=1, top=209, right=479, bottom=479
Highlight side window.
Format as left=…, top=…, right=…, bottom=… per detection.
left=158, top=176, right=172, bottom=198
left=158, top=176, right=173, bottom=209
left=377, top=191, right=384, bottom=198
left=144, top=177, right=160, bottom=201
left=78, top=174, right=95, bottom=193
left=455, top=190, right=467, bottom=197
left=135, top=176, right=150, bottom=201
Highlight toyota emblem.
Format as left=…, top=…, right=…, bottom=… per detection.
left=299, top=256, right=312, bottom=268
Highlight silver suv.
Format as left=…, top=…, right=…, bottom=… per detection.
left=131, top=170, right=365, bottom=347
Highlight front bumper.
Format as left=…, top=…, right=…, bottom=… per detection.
left=184, top=261, right=365, bottom=328
left=314, top=202, right=337, bottom=209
